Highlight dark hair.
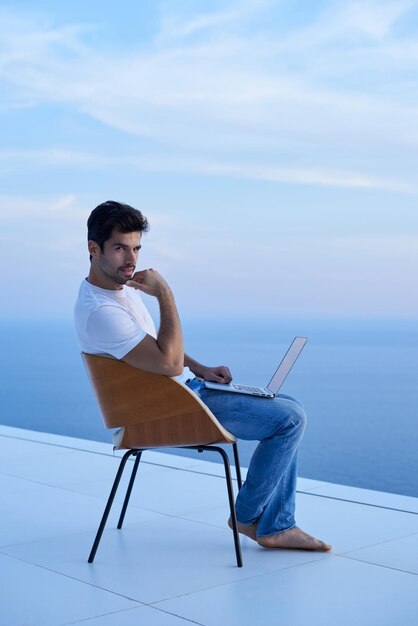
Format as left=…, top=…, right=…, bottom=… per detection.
left=87, top=200, right=149, bottom=251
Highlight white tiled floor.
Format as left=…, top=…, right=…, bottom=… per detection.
left=156, top=557, right=418, bottom=626
left=0, top=553, right=139, bottom=626
left=344, top=533, right=418, bottom=574
left=1, top=425, right=417, bottom=626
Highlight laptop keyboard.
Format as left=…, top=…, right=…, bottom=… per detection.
left=234, top=384, right=266, bottom=393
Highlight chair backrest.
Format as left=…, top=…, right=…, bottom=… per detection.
left=82, top=353, right=236, bottom=449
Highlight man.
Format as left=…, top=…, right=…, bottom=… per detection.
left=74, top=200, right=331, bottom=551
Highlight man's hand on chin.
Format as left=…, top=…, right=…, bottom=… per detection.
left=126, top=268, right=171, bottom=298
left=200, top=365, right=233, bottom=384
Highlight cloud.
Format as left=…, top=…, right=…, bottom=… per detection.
left=279, top=0, right=417, bottom=48
left=0, top=1, right=418, bottom=194
left=0, top=147, right=415, bottom=193
left=156, top=0, right=275, bottom=42
left=157, top=8, right=239, bottom=42
left=341, top=0, right=416, bottom=40
left=186, top=161, right=417, bottom=192
left=0, top=192, right=88, bottom=224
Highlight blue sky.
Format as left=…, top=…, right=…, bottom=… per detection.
left=1, top=0, right=418, bottom=319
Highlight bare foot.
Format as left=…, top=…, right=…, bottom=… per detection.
left=257, top=527, right=332, bottom=551
left=228, top=516, right=257, bottom=541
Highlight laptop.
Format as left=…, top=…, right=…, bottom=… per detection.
left=204, top=336, right=307, bottom=398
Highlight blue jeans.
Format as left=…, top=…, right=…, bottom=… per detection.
left=186, top=379, right=307, bottom=538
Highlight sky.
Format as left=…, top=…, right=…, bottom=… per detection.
left=1, top=0, right=418, bottom=319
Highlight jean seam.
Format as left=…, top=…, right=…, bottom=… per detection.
left=258, top=433, right=290, bottom=535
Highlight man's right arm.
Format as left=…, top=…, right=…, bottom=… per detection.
left=122, top=269, right=184, bottom=377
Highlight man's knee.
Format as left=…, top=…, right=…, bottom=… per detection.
left=287, top=402, right=307, bottom=433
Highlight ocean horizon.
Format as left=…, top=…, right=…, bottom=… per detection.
left=1, top=316, right=417, bottom=498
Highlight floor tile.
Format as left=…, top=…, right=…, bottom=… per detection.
left=66, top=467, right=238, bottom=517
left=183, top=457, right=247, bottom=480
left=0, top=435, right=74, bottom=463
left=0, top=448, right=172, bottom=491
left=0, top=428, right=203, bottom=469
left=0, top=482, right=161, bottom=548
left=344, top=532, right=418, bottom=574
left=0, top=472, right=42, bottom=495
left=3, top=516, right=330, bottom=604
left=180, top=503, right=239, bottom=530
left=186, top=491, right=418, bottom=555
left=0, top=553, right=140, bottom=626
left=64, top=605, right=196, bottom=626
left=157, top=556, right=418, bottom=626
left=295, top=492, right=418, bottom=553
left=140, top=449, right=208, bottom=470
left=0, top=425, right=112, bottom=454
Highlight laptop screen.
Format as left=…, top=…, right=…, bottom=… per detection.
left=267, top=337, right=307, bottom=394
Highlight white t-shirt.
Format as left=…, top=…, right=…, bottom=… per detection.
left=74, top=279, right=192, bottom=383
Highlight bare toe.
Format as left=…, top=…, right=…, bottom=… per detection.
left=257, top=527, right=332, bottom=551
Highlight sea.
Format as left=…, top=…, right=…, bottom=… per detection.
left=0, top=317, right=417, bottom=498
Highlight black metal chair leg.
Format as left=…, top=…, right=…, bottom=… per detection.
left=117, top=450, right=142, bottom=529
left=88, top=449, right=135, bottom=563
left=191, top=445, right=243, bottom=567
left=232, top=442, right=243, bottom=490
left=215, top=446, right=243, bottom=567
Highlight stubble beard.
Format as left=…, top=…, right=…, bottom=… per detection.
left=113, top=267, right=135, bottom=286
left=99, top=257, right=135, bottom=287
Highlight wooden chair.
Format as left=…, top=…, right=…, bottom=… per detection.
left=82, top=353, right=243, bottom=567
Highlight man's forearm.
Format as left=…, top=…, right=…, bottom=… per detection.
left=156, top=286, right=184, bottom=370
left=184, top=354, right=233, bottom=383
left=184, top=353, right=205, bottom=378
left=124, top=269, right=184, bottom=376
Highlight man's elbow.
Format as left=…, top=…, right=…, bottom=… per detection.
left=163, top=357, right=184, bottom=377
left=123, top=340, right=184, bottom=377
